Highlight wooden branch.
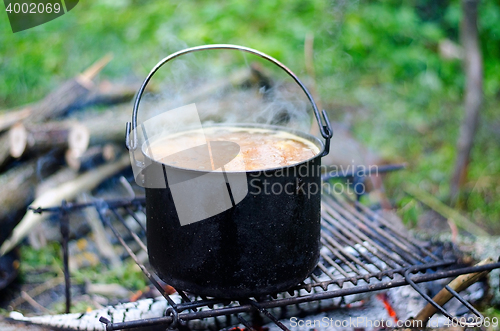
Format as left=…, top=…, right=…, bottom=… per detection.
left=305, top=32, right=316, bottom=81
left=67, top=107, right=129, bottom=156
left=0, top=108, right=31, bottom=133
left=0, top=153, right=65, bottom=223
left=3, top=54, right=112, bottom=126
left=77, top=53, right=113, bottom=86
left=29, top=167, right=79, bottom=249
left=0, top=161, right=37, bottom=222
left=450, top=0, right=483, bottom=200
left=82, top=203, right=122, bottom=268
left=26, top=57, right=110, bottom=124
left=0, top=77, right=133, bottom=136
left=35, top=168, right=78, bottom=197
left=8, top=122, right=71, bottom=158
left=0, top=134, right=11, bottom=170
left=8, top=277, right=64, bottom=310
left=0, top=154, right=131, bottom=256
left=62, top=67, right=258, bottom=157
left=20, top=291, right=52, bottom=314
left=304, top=32, right=324, bottom=138
left=404, top=184, right=488, bottom=237
left=65, top=144, right=121, bottom=171
left=413, top=257, right=494, bottom=326
left=74, top=80, right=140, bottom=110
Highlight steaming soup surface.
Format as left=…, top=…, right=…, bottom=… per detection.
left=146, top=127, right=319, bottom=171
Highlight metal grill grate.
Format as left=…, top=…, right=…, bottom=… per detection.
left=30, top=192, right=500, bottom=331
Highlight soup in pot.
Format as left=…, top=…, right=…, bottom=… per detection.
left=146, top=126, right=320, bottom=171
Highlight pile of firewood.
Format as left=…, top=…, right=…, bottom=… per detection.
left=0, top=58, right=273, bottom=258
left=0, top=55, right=146, bottom=257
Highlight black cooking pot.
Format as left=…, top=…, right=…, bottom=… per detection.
left=126, top=45, right=332, bottom=299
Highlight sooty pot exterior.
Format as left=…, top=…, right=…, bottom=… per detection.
left=145, top=145, right=322, bottom=299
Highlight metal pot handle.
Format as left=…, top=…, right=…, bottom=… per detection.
left=126, top=44, right=333, bottom=156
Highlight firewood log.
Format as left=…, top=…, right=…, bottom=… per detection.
left=65, top=68, right=258, bottom=156
left=35, top=168, right=78, bottom=198
left=5, top=105, right=130, bottom=161
left=0, top=54, right=112, bottom=127
left=0, top=154, right=131, bottom=256
left=0, top=55, right=112, bottom=169
left=0, top=134, right=10, bottom=170
left=0, top=78, right=137, bottom=135
left=0, top=108, right=31, bottom=133
left=28, top=167, right=79, bottom=249
left=67, top=107, right=129, bottom=157
left=8, top=122, right=72, bottom=158
left=411, top=257, right=494, bottom=327
left=0, top=161, right=37, bottom=223
left=0, top=153, right=67, bottom=226
left=74, top=80, right=141, bottom=110
left=24, top=54, right=113, bottom=124
left=65, top=144, right=121, bottom=171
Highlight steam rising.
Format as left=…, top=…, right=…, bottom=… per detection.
left=137, top=49, right=315, bottom=135
left=129, top=48, right=318, bottom=188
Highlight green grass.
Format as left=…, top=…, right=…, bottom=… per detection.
left=19, top=244, right=147, bottom=312
left=1, top=0, right=499, bottom=231
left=20, top=244, right=147, bottom=290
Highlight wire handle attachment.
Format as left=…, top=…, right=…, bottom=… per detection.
left=125, top=44, right=332, bottom=156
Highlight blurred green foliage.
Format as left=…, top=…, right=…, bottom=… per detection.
left=20, top=244, right=147, bottom=312
left=1, top=0, right=499, bottom=231
left=21, top=244, right=147, bottom=290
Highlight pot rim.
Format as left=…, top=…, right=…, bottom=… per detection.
left=141, top=123, right=324, bottom=174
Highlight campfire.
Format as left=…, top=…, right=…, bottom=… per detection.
left=4, top=189, right=499, bottom=331
left=1, top=47, right=499, bottom=331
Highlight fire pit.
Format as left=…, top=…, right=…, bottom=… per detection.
left=18, top=188, right=500, bottom=331
left=127, top=45, right=333, bottom=299
left=6, top=45, right=500, bottom=331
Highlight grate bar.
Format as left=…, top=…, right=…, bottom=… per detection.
left=339, top=195, right=441, bottom=261
left=324, top=196, right=429, bottom=264
left=320, top=238, right=363, bottom=277
left=246, top=299, right=290, bottom=331
left=322, top=202, right=411, bottom=267
left=101, top=261, right=500, bottom=331
left=319, top=252, right=352, bottom=279
left=27, top=193, right=500, bottom=331
left=60, top=201, right=71, bottom=313
left=95, top=206, right=179, bottom=310
left=321, top=219, right=398, bottom=270
left=110, top=209, right=148, bottom=253
left=319, top=220, right=387, bottom=271
left=320, top=227, right=383, bottom=275
left=124, top=206, right=147, bottom=234
left=316, top=262, right=338, bottom=281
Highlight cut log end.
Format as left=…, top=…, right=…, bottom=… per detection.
left=68, top=124, right=90, bottom=158
left=9, top=123, right=28, bottom=158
